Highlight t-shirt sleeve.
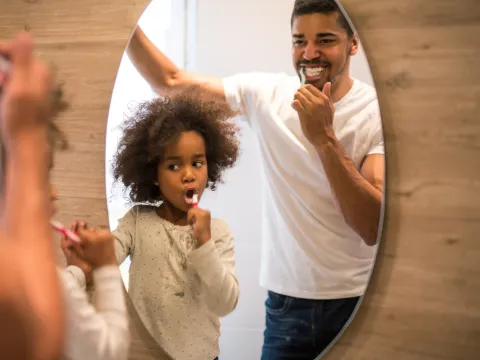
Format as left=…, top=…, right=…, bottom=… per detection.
left=112, top=206, right=137, bottom=265
left=222, top=72, right=286, bottom=126
left=366, top=100, right=385, bottom=156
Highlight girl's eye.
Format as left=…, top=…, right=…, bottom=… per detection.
left=168, top=164, right=180, bottom=171
left=193, top=161, right=203, bottom=168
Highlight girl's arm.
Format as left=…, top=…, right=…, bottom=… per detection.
left=60, top=266, right=129, bottom=360
left=112, top=207, right=137, bottom=265
left=188, top=220, right=239, bottom=317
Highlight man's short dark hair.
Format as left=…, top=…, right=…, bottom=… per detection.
left=291, top=0, right=354, bottom=37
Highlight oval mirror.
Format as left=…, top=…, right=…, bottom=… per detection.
left=105, top=0, right=385, bottom=359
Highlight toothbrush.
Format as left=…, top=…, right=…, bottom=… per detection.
left=299, top=67, right=306, bottom=86
left=192, top=193, right=199, bottom=207
left=51, top=220, right=81, bottom=243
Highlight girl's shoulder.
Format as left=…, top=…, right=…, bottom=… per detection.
left=127, top=204, right=157, bottom=217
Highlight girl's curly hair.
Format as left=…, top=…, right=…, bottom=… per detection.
left=112, top=85, right=240, bottom=204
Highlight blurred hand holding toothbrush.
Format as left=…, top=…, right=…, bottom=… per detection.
left=60, top=220, right=117, bottom=275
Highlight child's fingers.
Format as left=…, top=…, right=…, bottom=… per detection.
left=60, top=235, right=68, bottom=248
left=79, top=221, right=88, bottom=231
left=61, top=244, right=70, bottom=256
left=77, top=227, right=93, bottom=244
left=71, top=220, right=78, bottom=233
left=68, top=240, right=84, bottom=256
left=187, top=212, right=196, bottom=228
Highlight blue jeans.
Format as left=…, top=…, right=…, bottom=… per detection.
left=261, top=291, right=360, bottom=360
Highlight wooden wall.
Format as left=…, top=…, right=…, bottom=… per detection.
left=1, top=0, right=479, bottom=359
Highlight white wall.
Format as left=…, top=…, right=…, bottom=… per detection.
left=105, top=0, right=187, bottom=288
left=192, top=1, right=374, bottom=359
left=106, top=0, right=375, bottom=359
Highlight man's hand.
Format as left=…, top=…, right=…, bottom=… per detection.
left=291, top=82, right=335, bottom=147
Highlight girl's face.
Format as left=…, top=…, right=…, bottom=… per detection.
left=156, top=131, right=208, bottom=213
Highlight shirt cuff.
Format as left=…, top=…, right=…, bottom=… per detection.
left=92, top=266, right=122, bottom=282
left=91, top=266, right=125, bottom=311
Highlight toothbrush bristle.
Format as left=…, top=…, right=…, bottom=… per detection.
left=300, top=67, right=306, bottom=85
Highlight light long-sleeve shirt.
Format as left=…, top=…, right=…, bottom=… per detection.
left=59, top=265, right=129, bottom=360
left=113, top=205, right=239, bottom=360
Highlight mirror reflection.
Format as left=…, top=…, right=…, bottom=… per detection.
left=105, top=0, right=385, bottom=359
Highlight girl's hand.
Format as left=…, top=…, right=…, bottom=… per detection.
left=187, top=206, right=211, bottom=247
left=61, top=220, right=92, bottom=285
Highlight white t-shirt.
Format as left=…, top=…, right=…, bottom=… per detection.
left=223, top=73, right=384, bottom=300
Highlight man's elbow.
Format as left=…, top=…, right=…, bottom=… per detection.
left=151, top=74, right=181, bottom=97
left=347, top=218, right=380, bottom=247
left=360, top=224, right=381, bottom=247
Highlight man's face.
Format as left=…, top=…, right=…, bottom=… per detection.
left=291, top=12, right=358, bottom=91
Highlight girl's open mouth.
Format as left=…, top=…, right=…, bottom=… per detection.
left=184, top=188, right=198, bottom=204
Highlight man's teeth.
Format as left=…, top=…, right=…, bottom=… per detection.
left=305, top=67, right=325, bottom=76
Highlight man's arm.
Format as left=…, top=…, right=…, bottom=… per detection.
left=292, top=83, right=385, bottom=246
left=317, top=142, right=384, bottom=246
left=127, top=26, right=225, bottom=98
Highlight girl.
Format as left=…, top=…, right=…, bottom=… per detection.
left=110, top=85, right=241, bottom=360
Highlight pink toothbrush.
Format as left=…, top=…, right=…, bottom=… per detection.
left=50, top=220, right=81, bottom=243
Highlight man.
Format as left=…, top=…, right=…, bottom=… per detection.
left=0, top=32, right=65, bottom=360
left=126, top=0, right=384, bottom=358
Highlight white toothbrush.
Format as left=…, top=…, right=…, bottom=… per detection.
left=299, top=67, right=306, bottom=86
left=192, top=193, right=199, bottom=207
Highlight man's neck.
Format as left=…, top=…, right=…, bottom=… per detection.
left=331, top=76, right=354, bottom=103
